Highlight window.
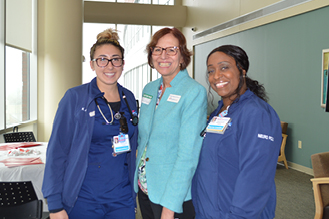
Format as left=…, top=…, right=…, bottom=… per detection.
left=84, top=0, right=173, bottom=5
left=0, top=0, right=4, bottom=130
left=85, top=0, right=116, bottom=2
left=5, top=46, right=31, bottom=127
left=153, top=0, right=174, bottom=5
left=0, top=0, right=37, bottom=131
left=117, top=0, right=151, bottom=3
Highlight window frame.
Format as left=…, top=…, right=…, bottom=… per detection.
left=0, top=0, right=37, bottom=133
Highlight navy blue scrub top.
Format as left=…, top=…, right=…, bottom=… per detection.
left=79, top=96, right=134, bottom=204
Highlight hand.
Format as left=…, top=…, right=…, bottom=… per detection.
left=160, top=206, right=175, bottom=219
left=49, top=210, right=69, bottom=219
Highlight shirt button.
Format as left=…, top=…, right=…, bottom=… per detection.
left=146, top=157, right=149, bottom=161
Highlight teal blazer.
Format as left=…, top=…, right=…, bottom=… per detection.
left=134, top=69, right=207, bottom=213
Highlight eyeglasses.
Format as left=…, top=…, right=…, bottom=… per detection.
left=92, top=57, right=123, bottom=67
left=151, top=46, right=179, bottom=56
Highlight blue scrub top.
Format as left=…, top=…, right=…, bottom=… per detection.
left=79, top=96, right=134, bottom=205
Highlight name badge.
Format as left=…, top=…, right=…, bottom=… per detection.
left=206, top=116, right=231, bottom=134
left=141, top=94, right=153, bottom=105
left=167, top=94, right=181, bottom=103
left=112, top=133, right=131, bottom=156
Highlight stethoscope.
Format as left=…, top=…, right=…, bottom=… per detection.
left=94, top=91, right=138, bottom=129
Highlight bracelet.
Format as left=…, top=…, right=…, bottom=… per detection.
left=49, top=208, right=64, bottom=213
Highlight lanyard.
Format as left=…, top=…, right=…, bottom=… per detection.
left=122, top=91, right=138, bottom=126
left=217, top=105, right=230, bottom=118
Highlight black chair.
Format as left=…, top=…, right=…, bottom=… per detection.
left=3, top=126, right=36, bottom=143
left=0, top=181, right=43, bottom=219
left=3, top=132, right=36, bottom=142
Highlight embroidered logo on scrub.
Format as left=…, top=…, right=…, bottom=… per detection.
left=89, top=111, right=95, bottom=117
left=258, top=134, right=274, bottom=142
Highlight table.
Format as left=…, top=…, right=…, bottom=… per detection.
left=0, top=142, right=48, bottom=211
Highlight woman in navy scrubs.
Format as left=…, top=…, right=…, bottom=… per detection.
left=192, top=45, right=282, bottom=219
left=42, top=29, right=138, bottom=219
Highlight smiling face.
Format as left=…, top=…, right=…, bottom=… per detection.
left=90, top=44, right=124, bottom=91
left=207, top=51, right=246, bottom=105
left=151, top=33, right=183, bottom=82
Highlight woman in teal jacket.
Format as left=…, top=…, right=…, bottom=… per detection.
left=134, top=27, right=207, bottom=219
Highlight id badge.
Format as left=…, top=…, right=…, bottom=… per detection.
left=167, top=94, right=181, bottom=103
left=206, top=116, right=231, bottom=134
left=141, top=94, right=152, bottom=105
left=112, top=133, right=131, bottom=156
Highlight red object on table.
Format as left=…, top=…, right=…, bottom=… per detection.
left=0, top=142, right=41, bottom=151
left=0, top=157, right=43, bottom=167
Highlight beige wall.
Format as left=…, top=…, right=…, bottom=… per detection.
left=181, top=0, right=329, bottom=75
left=84, top=2, right=187, bottom=27
left=184, top=0, right=273, bottom=32
left=182, top=0, right=329, bottom=44
left=37, top=0, right=83, bottom=142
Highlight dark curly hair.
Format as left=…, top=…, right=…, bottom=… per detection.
left=206, top=45, right=268, bottom=105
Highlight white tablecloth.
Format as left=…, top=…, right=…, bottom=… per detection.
left=0, top=142, right=48, bottom=211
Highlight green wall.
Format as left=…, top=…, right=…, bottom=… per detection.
left=194, top=5, right=329, bottom=169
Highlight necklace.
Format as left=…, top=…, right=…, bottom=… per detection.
left=95, top=98, right=114, bottom=124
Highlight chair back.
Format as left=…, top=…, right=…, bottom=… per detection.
left=3, top=132, right=36, bottom=142
left=281, top=121, right=288, bottom=134
left=278, top=121, right=289, bottom=169
left=0, top=181, right=43, bottom=219
left=311, top=152, right=329, bottom=210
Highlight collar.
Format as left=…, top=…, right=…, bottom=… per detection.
left=86, top=77, right=124, bottom=107
left=159, top=69, right=189, bottom=88
left=88, top=77, right=103, bottom=105
left=216, top=89, right=254, bottom=115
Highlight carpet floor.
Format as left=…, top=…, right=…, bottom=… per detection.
left=275, top=164, right=314, bottom=219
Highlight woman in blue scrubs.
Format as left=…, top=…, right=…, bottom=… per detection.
left=42, top=29, right=138, bottom=219
left=192, top=45, right=282, bottom=219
